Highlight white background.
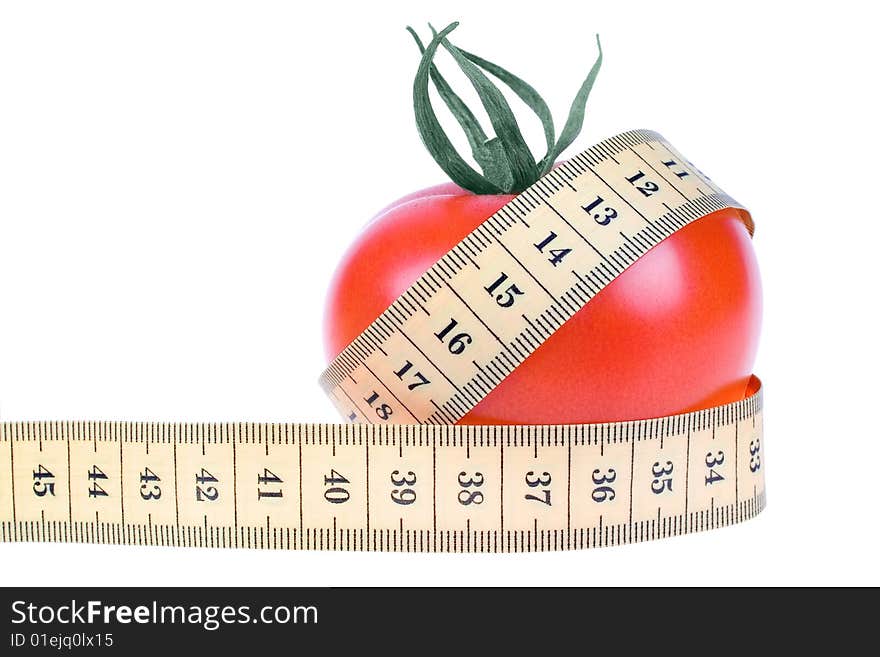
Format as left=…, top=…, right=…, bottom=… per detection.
left=1, top=0, right=877, bottom=586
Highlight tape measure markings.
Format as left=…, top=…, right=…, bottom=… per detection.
left=319, top=130, right=750, bottom=428
left=323, top=195, right=741, bottom=426
left=0, top=383, right=763, bottom=551
left=0, top=130, right=766, bottom=551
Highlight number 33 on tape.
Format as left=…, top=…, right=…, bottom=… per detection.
left=0, top=131, right=766, bottom=552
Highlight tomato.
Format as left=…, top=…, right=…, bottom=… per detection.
left=322, top=183, right=761, bottom=424
left=323, top=24, right=762, bottom=424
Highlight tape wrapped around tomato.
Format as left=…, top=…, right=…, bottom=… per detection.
left=322, top=24, right=760, bottom=426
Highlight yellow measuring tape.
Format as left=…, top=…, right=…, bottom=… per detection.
left=0, top=130, right=765, bottom=552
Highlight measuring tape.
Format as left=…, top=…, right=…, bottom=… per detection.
left=0, top=130, right=765, bottom=552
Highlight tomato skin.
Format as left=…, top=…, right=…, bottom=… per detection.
left=323, top=185, right=761, bottom=424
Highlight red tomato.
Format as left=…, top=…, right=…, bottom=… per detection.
left=323, top=184, right=761, bottom=424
